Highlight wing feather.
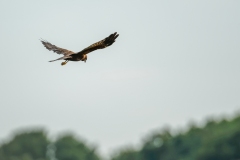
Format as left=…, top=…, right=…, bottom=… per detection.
left=41, top=40, right=74, bottom=56
left=77, top=32, right=119, bottom=55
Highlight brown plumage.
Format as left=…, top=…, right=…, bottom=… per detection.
left=41, top=32, right=119, bottom=65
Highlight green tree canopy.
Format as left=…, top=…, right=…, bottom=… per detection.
left=111, top=115, right=240, bottom=160
left=55, top=134, right=100, bottom=160
left=0, top=130, right=49, bottom=160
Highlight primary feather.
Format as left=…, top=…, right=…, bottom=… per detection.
left=41, top=40, right=74, bottom=56
left=77, top=32, right=119, bottom=55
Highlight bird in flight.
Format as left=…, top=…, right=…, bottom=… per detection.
left=41, top=32, right=119, bottom=66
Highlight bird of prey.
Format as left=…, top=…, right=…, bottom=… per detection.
left=41, top=32, right=119, bottom=66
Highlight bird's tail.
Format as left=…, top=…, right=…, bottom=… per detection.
left=49, top=56, right=71, bottom=62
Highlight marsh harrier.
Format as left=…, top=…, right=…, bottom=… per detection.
left=41, top=32, right=119, bottom=65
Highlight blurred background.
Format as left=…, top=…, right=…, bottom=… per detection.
left=0, top=1, right=240, bottom=160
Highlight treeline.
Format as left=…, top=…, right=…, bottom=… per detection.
left=0, top=131, right=100, bottom=160
left=0, top=114, right=240, bottom=160
left=111, top=114, right=240, bottom=160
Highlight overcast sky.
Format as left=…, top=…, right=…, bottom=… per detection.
left=0, top=0, right=240, bottom=157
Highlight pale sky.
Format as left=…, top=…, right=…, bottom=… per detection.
left=0, top=0, right=240, bottom=157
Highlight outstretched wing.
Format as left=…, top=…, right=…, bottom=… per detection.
left=41, top=40, right=75, bottom=56
left=77, top=32, right=119, bottom=55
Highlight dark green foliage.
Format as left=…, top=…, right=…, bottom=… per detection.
left=0, top=130, right=49, bottom=160
left=55, top=135, right=100, bottom=160
left=111, top=115, right=240, bottom=160
left=111, top=148, right=141, bottom=160
left=140, top=130, right=172, bottom=160
left=0, top=131, right=101, bottom=160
